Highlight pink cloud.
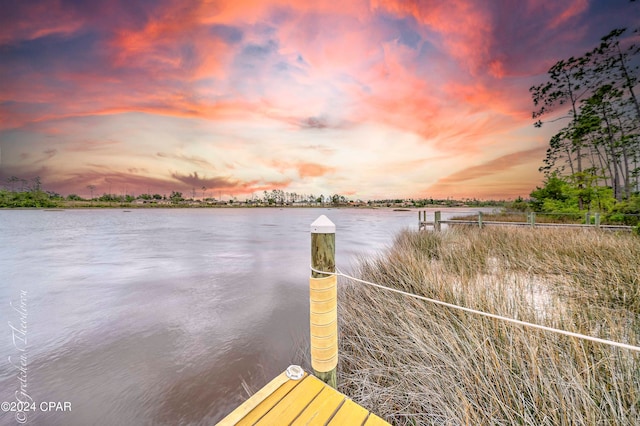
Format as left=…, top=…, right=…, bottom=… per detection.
left=106, top=7, right=234, bottom=81
left=296, top=162, right=335, bottom=178
left=546, top=0, right=589, bottom=30
left=373, top=0, right=493, bottom=74
left=0, top=1, right=85, bottom=45
left=270, top=160, right=335, bottom=179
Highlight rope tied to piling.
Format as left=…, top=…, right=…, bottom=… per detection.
left=310, top=266, right=640, bottom=353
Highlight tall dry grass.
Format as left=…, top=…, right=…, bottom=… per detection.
left=338, top=227, right=639, bottom=425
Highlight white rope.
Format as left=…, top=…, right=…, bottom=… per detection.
left=310, top=266, right=640, bottom=353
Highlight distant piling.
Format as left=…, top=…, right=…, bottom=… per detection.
left=434, top=211, right=441, bottom=232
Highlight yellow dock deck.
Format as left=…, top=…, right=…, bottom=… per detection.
left=217, top=366, right=390, bottom=425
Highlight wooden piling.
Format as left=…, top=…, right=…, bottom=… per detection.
left=478, top=211, right=483, bottom=229
left=530, top=212, right=536, bottom=227
left=434, top=211, right=441, bottom=232
left=595, top=212, right=601, bottom=228
left=310, top=215, right=337, bottom=388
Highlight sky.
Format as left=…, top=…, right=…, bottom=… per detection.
left=1, top=0, right=639, bottom=200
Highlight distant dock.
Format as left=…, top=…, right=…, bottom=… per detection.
left=418, top=210, right=634, bottom=231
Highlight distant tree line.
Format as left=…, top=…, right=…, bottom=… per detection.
left=0, top=178, right=361, bottom=208
left=1, top=175, right=511, bottom=210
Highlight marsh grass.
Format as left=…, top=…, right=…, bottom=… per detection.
left=338, top=227, right=639, bottom=425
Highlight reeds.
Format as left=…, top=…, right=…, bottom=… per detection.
left=338, top=227, right=640, bottom=425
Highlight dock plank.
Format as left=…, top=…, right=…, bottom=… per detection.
left=364, top=413, right=390, bottom=425
left=217, top=372, right=293, bottom=426
left=255, top=376, right=324, bottom=425
left=291, top=385, right=346, bottom=426
left=327, top=399, right=369, bottom=425
left=233, top=374, right=305, bottom=426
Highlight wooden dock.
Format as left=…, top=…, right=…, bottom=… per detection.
left=418, top=210, right=634, bottom=232
left=217, top=365, right=389, bottom=425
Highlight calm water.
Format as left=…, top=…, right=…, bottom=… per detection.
left=0, top=207, right=487, bottom=425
